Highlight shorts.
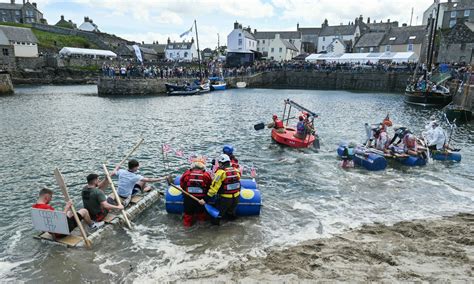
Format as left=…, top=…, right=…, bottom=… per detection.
left=67, top=213, right=83, bottom=232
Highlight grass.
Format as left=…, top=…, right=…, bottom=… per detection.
left=0, top=23, right=99, bottom=51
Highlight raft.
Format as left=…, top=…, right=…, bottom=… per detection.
left=431, top=150, right=462, bottom=162
left=337, top=144, right=387, bottom=171
left=272, top=128, right=317, bottom=148
left=165, top=175, right=261, bottom=216
left=33, top=190, right=162, bottom=248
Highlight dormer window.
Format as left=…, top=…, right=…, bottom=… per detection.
left=409, top=36, right=416, bottom=40
left=239, top=33, right=241, bottom=37
left=389, top=37, right=396, bottom=41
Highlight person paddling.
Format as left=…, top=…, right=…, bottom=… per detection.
left=267, top=114, right=285, bottom=133
left=82, top=173, right=124, bottom=222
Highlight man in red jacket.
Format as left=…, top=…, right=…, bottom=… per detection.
left=179, top=156, right=212, bottom=227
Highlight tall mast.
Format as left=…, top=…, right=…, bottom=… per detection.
left=410, top=7, right=413, bottom=26
left=428, top=2, right=441, bottom=71
left=194, top=19, right=202, bottom=80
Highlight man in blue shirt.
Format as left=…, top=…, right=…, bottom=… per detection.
left=112, top=159, right=164, bottom=207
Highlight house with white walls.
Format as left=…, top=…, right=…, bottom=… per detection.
left=255, top=30, right=302, bottom=57
left=317, top=17, right=367, bottom=53
left=0, top=25, right=38, bottom=57
left=165, top=37, right=197, bottom=62
left=326, top=38, right=347, bottom=54
left=267, top=34, right=298, bottom=61
left=226, top=21, right=257, bottom=66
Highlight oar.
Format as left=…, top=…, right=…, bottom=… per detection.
left=102, top=164, right=132, bottom=229
left=117, top=138, right=144, bottom=169
left=168, top=183, right=220, bottom=218
left=53, top=168, right=92, bottom=249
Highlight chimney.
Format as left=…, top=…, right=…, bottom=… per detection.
left=32, top=2, right=36, bottom=7
left=367, top=17, right=370, bottom=23
left=142, top=41, right=144, bottom=45
left=359, top=15, right=363, bottom=23
left=239, top=24, right=242, bottom=29
left=254, top=28, right=257, bottom=34
left=297, top=22, right=299, bottom=29
left=167, top=37, right=170, bottom=44
left=387, top=19, right=390, bottom=23
left=60, top=15, right=64, bottom=20
left=10, top=0, right=15, bottom=4
left=234, top=21, right=239, bottom=29
left=402, top=23, right=407, bottom=27
left=84, top=16, right=89, bottom=22
left=322, top=19, right=328, bottom=28
left=191, top=37, right=194, bottom=43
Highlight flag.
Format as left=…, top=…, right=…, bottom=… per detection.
left=132, top=44, right=143, bottom=64
left=162, top=144, right=172, bottom=153
left=250, top=167, right=257, bottom=178
left=180, top=25, right=193, bottom=38
left=175, top=149, right=184, bottom=157
left=239, top=165, right=244, bottom=175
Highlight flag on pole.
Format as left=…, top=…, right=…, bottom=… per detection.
left=180, top=25, right=193, bottom=38
left=132, top=44, right=143, bottom=64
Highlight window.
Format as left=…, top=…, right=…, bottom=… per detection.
left=257, top=40, right=259, bottom=44
left=2, top=48, right=8, bottom=56
left=262, top=40, right=265, bottom=44
left=385, top=45, right=391, bottom=52
left=449, top=19, right=456, bottom=28
left=169, top=52, right=173, bottom=57
left=257, top=47, right=259, bottom=51
left=279, top=47, right=282, bottom=52
left=270, top=47, right=274, bottom=52
left=465, top=10, right=470, bottom=17
left=389, top=37, right=396, bottom=41
left=451, top=11, right=456, bottom=18
left=238, top=33, right=241, bottom=37
left=322, top=45, right=325, bottom=50
left=15, top=11, right=20, bottom=16
left=409, top=36, right=416, bottom=40
left=407, top=44, right=413, bottom=51
left=238, top=39, right=242, bottom=45
left=184, top=52, right=188, bottom=57
left=177, top=52, right=180, bottom=57
left=369, top=47, right=374, bottom=52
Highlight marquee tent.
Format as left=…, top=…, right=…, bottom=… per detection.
left=59, top=47, right=117, bottom=58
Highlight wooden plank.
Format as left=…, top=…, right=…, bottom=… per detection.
left=35, top=232, right=82, bottom=247
left=104, top=213, right=117, bottom=223
left=131, top=195, right=143, bottom=204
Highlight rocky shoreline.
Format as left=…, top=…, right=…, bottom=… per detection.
left=207, top=213, right=473, bottom=282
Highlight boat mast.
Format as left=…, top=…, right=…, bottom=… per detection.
left=424, top=17, right=435, bottom=79
left=194, top=19, right=203, bottom=80
left=428, top=2, right=441, bottom=72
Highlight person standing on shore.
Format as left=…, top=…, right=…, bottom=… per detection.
left=202, top=154, right=241, bottom=225
left=179, top=156, right=212, bottom=227
left=82, top=173, right=124, bottom=222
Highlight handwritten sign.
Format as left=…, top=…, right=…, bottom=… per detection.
left=31, top=208, right=70, bottom=235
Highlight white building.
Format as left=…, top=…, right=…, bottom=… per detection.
left=317, top=18, right=362, bottom=53
left=255, top=30, right=302, bottom=57
left=165, top=38, right=197, bottom=62
left=227, top=21, right=256, bottom=52
left=326, top=38, right=346, bottom=54
left=0, top=25, right=38, bottom=57
left=78, top=16, right=99, bottom=32
left=267, top=34, right=299, bottom=61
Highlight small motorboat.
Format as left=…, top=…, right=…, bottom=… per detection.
left=209, top=77, right=227, bottom=91
left=165, top=81, right=201, bottom=96
left=236, top=82, right=247, bottom=88
left=198, top=79, right=211, bottom=93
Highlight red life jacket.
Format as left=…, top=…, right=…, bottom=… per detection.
left=220, top=167, right=241, bottom=195
left=185, top=169, right=208, bottom=197
left=275, top=119, right=284, bottom=129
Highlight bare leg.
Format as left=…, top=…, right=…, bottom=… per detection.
left=67, top=209, right=93, bottom=225
left=137, top=180, right=151, bottom=192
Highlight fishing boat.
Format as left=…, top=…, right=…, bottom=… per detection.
left=165, top=175, right=261, bottom=216
left=33, top=190, right=162, bottom=248
left=236, top=82, right=247, bottom=88
left=209, top=76, right=227, bottom=90
left=271, top=99, right=320, bottom=149
left=165, top=82, right=201, bottom=96
left=198, top=79, right=211, bottom=93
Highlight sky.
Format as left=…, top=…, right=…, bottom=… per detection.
left=30, top=0, right=434, bottom=49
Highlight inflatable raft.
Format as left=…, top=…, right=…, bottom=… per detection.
left=166, top=175, right=261, bottom=216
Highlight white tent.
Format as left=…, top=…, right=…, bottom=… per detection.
left=305, top=51, right=418, bottom=63
left=59, top=47, right=117, bottom=58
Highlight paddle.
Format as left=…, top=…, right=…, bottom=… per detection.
left=102, top=164, right=132, bottom=229
left=117, top=138, right=144, bottom=169
left=168, top=183, right=220, bottom=219
left=254, top=122, right=265, bottom=131
left=53, top=168, right=92, bottom=249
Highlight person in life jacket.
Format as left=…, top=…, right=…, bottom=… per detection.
left=267, top=114, right=285, bottom=133
left=203, top=154, right=241, bottom=225
left=179, top=156, right=212, bottom=227
left=375, top=118, right=393, bottom=152
left=294, top=116, right=307, bottom=139
left=389, top=126, right=411, bottom=147
left=223, top=144, right=240, bottom=170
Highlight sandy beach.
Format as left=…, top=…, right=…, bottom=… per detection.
left=206, top=213, right=474, bottom=282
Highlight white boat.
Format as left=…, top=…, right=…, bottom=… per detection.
left=236, top=82, right=247, bottom=88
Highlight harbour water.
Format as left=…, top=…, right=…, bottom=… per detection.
left=0, top=85, right=473, bottom=282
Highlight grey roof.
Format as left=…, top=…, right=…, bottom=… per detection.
left=282, top=39, right=298, bottom=51
left=319, top=24, right=357, bottom=36
left=466, top=22, right=474, bottom=32
left=354, top=32, right=386, bottom=48
left=0, top=30, right=9, bottom=45
left=141, top=43, right=166, bottom=53
left=242, top=30, right=255, bottom=40
left=123, top=45, right=157, bottom=55
left=166, top=41, right=193, bottom=50
left=297, top=27, right=321, bottom=35
left=380, top=25, right=426, bottom=45
left=0, top=3, right=23, bottom=10
left=255, top=31, right=301, bottom=39
left=367, top=22, right=398, bottom=32
left=0, top=25, right=38, bottom=43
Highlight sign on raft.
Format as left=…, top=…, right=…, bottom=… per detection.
left=31, top=208, right=70, bottom=235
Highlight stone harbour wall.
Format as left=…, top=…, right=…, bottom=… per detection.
left=98, top=77, right=183, bottom=96
left=0, top=73, right=14, bottom=95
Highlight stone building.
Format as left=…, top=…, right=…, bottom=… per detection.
left=266, top=34, right=299, bottom=61
left=116, top=44, right=158, bottom=62
left=438, top=22, right=474, bottom=64
left=165, top=38, right=197, bottom=62
left=0, top=0, right=43, bottom=24
left=0, top=25, right=38, bottom=57
left=79, top=16, right=99, bottom=32
left=255, top=30, right=302, bottom=57
left=141, top=42, right=166, bottom=60
left=354, top=32, right=386, bottom=53
left=55, top=15, right=76, bottom=29
left=297, top=24, right=321, bottom=54
left=441, top=0, right=473, bottom=29
left=379, top=25, right=427, bottom=58
left=317, top=17, right=364, bottom=53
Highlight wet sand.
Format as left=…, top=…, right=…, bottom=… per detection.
left=209, top=213, right=474, bottom=282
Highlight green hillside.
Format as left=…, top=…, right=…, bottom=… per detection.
left=0, top=23, right=98, bottom=51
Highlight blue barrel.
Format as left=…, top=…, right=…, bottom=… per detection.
left=398, top=156, right=427, bottom=166
left=432, top=151, right=462, bottom=162
left=165, top=177, right=261, bottom=216
left=337, top=145, right=387, bottom=171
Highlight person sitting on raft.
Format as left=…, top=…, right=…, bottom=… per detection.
left=427, top=121, right=446, bottom=151
left=375, top=119, right=393, bottom=152
left=389, top=126, right=411, bottom=147
left=267, top=114, right=285, bottom=133
left=223, top=145, right=240, bottom=170
left=293, top=115, right=313, bottom=140
left=180, top=156, right=212, bottom=227
left=402, top=133, right=419, bottom=156
left=32, top=187, right=103, bottom=238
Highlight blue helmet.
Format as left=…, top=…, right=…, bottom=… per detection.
left=223, top=145, right=234, bottom=155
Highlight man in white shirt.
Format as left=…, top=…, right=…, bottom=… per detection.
left=427, top=121, right=446, bottom=151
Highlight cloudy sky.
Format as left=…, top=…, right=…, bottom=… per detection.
left=33, top=0, right=434, bottom=49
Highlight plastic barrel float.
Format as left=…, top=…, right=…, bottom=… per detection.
left=431, top=150, right=462, bottom=162
left=337, top=144, right=387, bottom=171
left=165, top=175, right=261, bottom=216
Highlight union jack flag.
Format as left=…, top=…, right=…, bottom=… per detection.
left=175, top=149, right=184, bottom=157
left=250, top=167, right=257, bottom=178
left=162, top=144, right=172, bottom=153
